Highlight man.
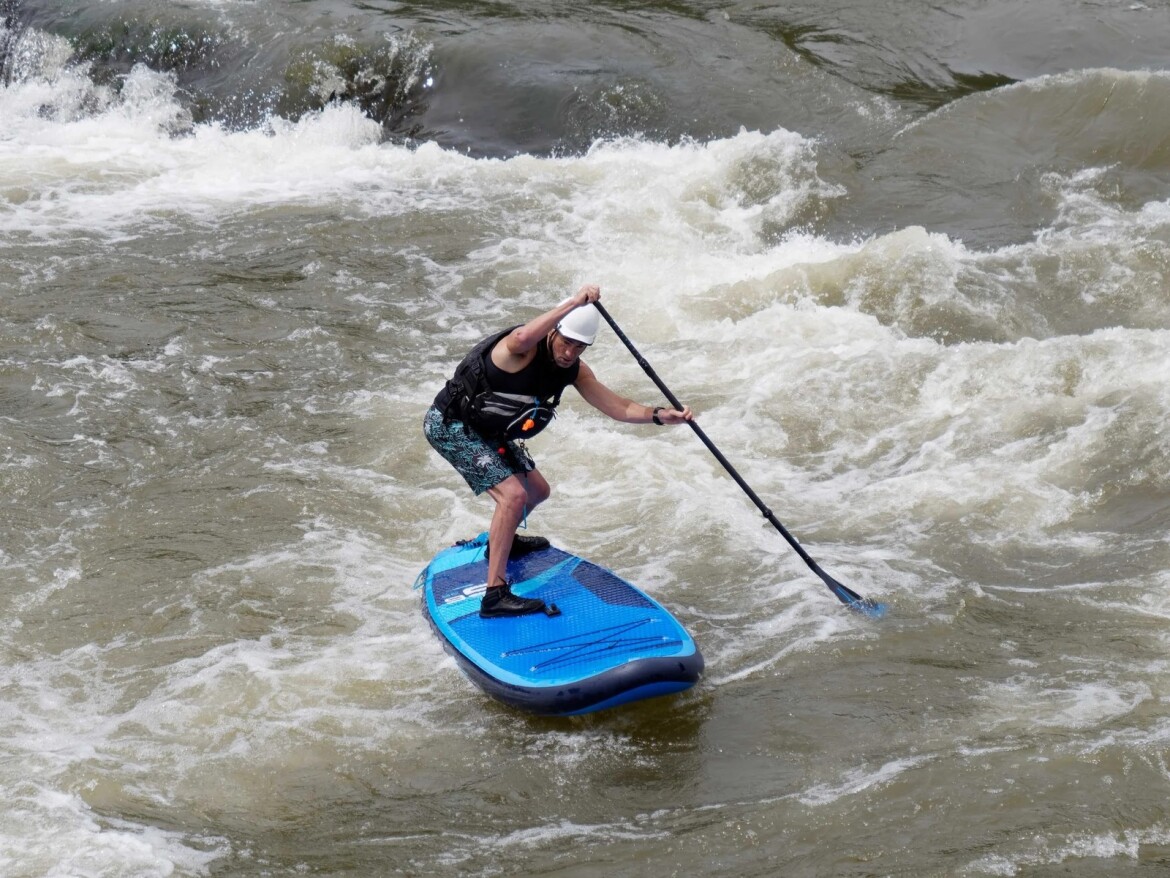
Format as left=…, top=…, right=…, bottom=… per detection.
left=424, top=284, right=694, bottom=617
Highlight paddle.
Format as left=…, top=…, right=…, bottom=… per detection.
left=593, top=302, right=886, bottom=618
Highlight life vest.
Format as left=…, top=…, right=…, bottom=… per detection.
left=437, top=326, right=576, bottom=442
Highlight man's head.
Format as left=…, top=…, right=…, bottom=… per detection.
left=550, top=303, right=600, bottom=367
left=556, top=303, right=599, bottom=345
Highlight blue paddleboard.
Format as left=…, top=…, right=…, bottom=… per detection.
left=415, top=533, right=703, bottom=716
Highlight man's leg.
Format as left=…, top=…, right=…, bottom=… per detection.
left=480, top=471, right=551, bottom=617
left=484, top=469, right=550, bottom=585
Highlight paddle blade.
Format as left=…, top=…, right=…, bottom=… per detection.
left=819, top=569, right=887, bottom=619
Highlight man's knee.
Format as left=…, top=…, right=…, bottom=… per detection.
left=493, top=477, right=529, bottom=513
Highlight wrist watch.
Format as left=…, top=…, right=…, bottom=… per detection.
left=652, top=406, right=664, bottom=426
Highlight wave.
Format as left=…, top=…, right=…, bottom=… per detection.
left=0, top=3, right=433, bottom=138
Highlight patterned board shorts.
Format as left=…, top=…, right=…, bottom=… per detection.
left=423, top=405, right=536, bottom=495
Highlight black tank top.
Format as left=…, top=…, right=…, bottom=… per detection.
left=433, top=330, right=580, bottom=411
left=483, top=336, right=580, bottom=397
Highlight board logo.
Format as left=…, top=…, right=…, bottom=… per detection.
left=444, top=583, right=487, bottom=605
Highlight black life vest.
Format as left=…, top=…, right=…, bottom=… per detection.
left=436, top=326, right=578, bottom=442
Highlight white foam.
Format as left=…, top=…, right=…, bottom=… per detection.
left=797, top=754, right=935, bottom=806
left=977, top=676, right=1152, bottom=732
left=428, top=815, right=669, bottom=868
left=1, top=58, right=387, bottom=238
left=963, top=824, right=1170, bottom=876
left=0, top=787, right=225, bottom=878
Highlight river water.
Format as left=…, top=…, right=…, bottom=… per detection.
left=4, top=1, right=1170, bottom=875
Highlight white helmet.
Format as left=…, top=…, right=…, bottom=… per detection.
left=556, top=304, right=600, bottom=345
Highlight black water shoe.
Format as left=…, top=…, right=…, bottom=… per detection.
left=484, top=534, right=550, bottom=561
left=479, top=581, right=546, bottom=618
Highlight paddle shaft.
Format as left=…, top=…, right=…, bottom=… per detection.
left=593, top=302, right=877, bottom=612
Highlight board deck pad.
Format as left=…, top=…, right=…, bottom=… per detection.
left=417, top=532, right=703, bottom=716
